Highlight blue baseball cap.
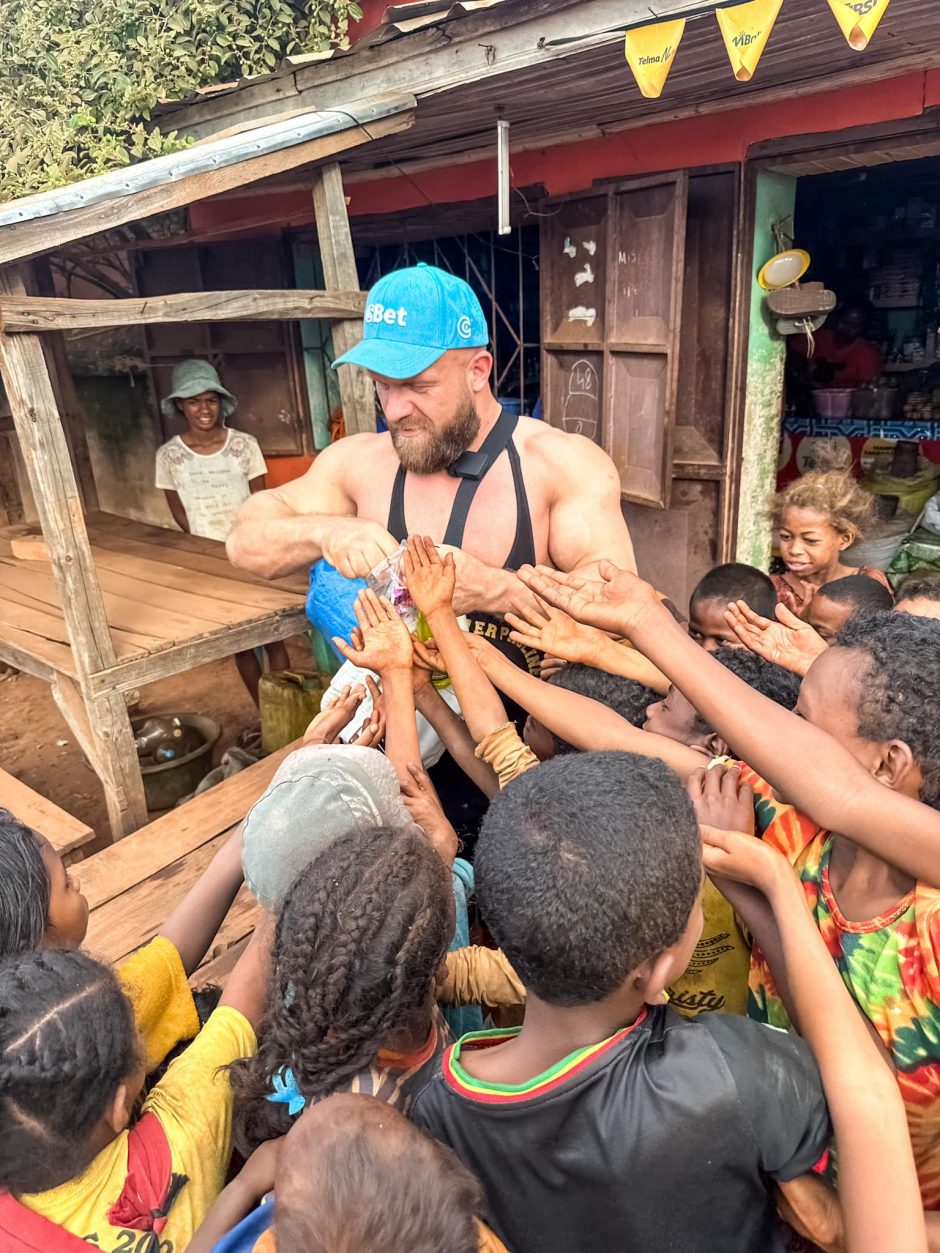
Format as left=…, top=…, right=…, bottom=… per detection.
left=333, top=263, right=488, bottom=380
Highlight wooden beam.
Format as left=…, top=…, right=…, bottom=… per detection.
left=313, top=162, right=374, bottom=436
left=0, top=288, right=367, bottom=333
left=0, top=265, right=148, bottom=837
left=85, top=606, right=309, bottom=696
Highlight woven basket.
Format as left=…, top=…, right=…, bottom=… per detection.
left=767, top=282, right=836, bottom=317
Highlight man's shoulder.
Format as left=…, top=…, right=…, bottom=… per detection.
left=517, top=416, right=614, bottom=473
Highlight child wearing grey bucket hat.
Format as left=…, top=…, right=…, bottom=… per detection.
left=154, top=358, right=291, bottom=701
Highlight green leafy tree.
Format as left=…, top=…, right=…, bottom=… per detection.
left=0, top=0, right=362, bottom=201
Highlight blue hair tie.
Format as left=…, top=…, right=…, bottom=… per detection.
left=266, top=1068, right=306, bottom=1117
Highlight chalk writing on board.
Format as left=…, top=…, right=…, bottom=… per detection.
left=618, top=249, right=638, bottom=264
left=582, top=240, right=597, bottom=256
left=563, top=236, right=577, bottom=258
left=567, top=306, right=597, bottom=327
left=574, top=263, right=595, bottom=288
left=562, top=358, right=599, bottom=439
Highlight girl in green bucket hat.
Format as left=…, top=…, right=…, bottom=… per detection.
left=155, top=359, right=291, bottom=701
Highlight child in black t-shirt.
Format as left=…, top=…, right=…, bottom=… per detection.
left=412, top=751, right=832, bottom=1253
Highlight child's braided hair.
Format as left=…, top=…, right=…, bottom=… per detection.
left=0, top=949, right=139, bottom=1194
left=231, top=825, right=453, bottom=1153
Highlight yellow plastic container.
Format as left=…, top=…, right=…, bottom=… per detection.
left=415, top=611, right=452, bottom=690
left=259, top=669, right=325, bottom=754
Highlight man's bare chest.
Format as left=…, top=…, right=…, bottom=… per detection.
left=350, top=453, right=548, bottom=568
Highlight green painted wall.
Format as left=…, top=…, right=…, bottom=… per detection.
left=735, top=170, right=797, bottom=568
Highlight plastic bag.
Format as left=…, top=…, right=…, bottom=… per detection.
left=365, top=541, right=418, bottom=631
left=921, top=492, right=940, bottom=537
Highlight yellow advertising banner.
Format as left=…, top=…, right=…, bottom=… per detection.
left=716, top=0, right=783, bottom=81
left=827, top=0, right=891, bottom=50
left=624, top=18, right=686, bottom=98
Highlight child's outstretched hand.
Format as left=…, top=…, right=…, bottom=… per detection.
left=517, top=561, right=661, bottom=637
left=400, top=762, right=459, bottom=865
left=686, top=764, right=755, bottom=837
left=700, top=825, right=790, bottom=897
left=403, top=535, right=457, bottom=621
left=334, top=590, right=413, bottom=676
left=506, top=597, right=610, bottom=667
left=724, top=599, right=827, bottom=677
left=303, top=682, right=365, bottom=745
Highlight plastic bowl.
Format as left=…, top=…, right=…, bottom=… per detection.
left=813, top=389, right=855, bottom=418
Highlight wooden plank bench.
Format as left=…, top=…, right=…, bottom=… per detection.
left=82, top=740, right=300, bottom=975
left=0, top=766, right=95, bottom=860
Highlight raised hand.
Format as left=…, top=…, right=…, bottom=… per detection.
left=686, top=764, right=755, bottom=837
left=700, top=824, right=790, bottom=896
left=402, top=535, right=457, bottom=621
left=505, top=597, right=609, bottom=667
left=724, top=599, right=828, bottom=677
left=517, top=561, right=661, bottom=637
left=400, top=762, right=458, bottom=865
left=333, top=590, right=413, bottom=676
left=303, top=682, right=366, bottom=745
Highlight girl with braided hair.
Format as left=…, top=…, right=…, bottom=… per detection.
left=230, top=822, right=454, bottom=1156
left=0, top=926, right=270, bottom=1251
left=0, top=806, right=246, bottom=1073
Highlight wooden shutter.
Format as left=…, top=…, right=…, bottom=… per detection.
left=541, top=172, right=688, bottom=508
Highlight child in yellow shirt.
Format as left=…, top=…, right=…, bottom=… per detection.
left=0, top=926, right=269, bottom=1250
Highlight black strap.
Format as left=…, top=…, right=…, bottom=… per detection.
left=388, top=463, right=408, bottom=543
left=504, top=437, right=537, bottom=569
left=387, top=408, right=521, bottom=549
left=443, top=408, right=518, bottom=549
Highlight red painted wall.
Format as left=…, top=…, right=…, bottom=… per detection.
left=191, top=69, right=940, bottom=239
left=194, top=66, right=940, bottom=484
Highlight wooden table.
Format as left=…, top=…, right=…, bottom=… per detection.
left=0, top=511, right=310, bottom=839
left=0, top=766, right=95, bottom=861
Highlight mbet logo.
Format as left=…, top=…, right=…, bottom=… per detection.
left=365, top=302, right=408, bottom=327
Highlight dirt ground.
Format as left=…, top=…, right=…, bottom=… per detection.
left=0, top=635, right=311, bottom=842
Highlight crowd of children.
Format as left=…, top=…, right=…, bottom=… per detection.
left=1, top=461, right=940, bottom=1252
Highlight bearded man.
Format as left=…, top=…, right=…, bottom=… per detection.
left=227, top=264, right=635, bottom=665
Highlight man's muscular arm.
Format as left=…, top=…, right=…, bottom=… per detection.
left=447, top=430, right=635, bottom=615
left=226, top=437, right=398, bottom=579
left=547, top=432, right=636, bottom=576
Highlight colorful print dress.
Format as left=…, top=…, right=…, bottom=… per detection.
left=739, top=765, right=940, bottom=1207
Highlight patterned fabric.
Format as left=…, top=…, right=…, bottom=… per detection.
left=155, top=431, right=266, bottom=541
left=740, top=765, right=940, bottom=1208
left=771, top=566, right=891, bottom=615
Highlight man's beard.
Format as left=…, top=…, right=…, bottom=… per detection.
left=390, top=396, right=480, bottom=475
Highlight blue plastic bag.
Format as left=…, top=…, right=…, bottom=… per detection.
left=305, top=559, right=366, bottom=658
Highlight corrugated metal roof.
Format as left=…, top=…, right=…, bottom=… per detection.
left=0, top=95, right=411, bottom=229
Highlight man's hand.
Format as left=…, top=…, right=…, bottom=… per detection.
left=686, top=765, right=755, bottom=837
left=517, top=561, right=661, bottom=638
left=436, top=544, right=522, bottom=617
left=725, top=599, right=828, bottom=677
left=400, top=762, right=459, bottom=866
left=403, top=535, right=457, bottom=620
left=319, top=516, right=400, bottom=579
left=505, top=597, right=610, bottom=667
left=334, top=590, right=413, bottom=676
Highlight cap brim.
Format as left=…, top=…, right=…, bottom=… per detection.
left=332, top=339, right=446, bottom=380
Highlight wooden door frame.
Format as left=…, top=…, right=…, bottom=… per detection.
left=729, top=110, right=940, bottom=562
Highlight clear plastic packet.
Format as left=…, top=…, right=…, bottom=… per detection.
left=366, top=541, right=418, bottom=630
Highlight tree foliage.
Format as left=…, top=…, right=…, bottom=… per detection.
left=0, top=0, right=362, bottom=201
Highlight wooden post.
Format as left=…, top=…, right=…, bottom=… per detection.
left=0, top=265, right=148, bottom=838
left=29, top=258, right=100, bottom=514
left=312, top=162, right=376, bottom=436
